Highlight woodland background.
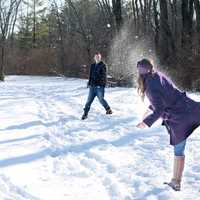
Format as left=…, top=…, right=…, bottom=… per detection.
left=0, top=0, right=200, bottom=89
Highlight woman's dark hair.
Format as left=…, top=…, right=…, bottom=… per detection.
left=137, top=59, right=154, bottom=101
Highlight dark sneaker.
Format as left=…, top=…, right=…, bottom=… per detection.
left=81, top=114, right=88, bottom=120
left=106, top=108, right=112, bottom=115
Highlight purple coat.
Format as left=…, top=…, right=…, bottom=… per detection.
left=143, top=72, right=200, bottom=145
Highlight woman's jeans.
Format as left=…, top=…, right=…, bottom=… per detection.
left=84, top=86, right=110, bottom=114
left=174, top=139, right=186, bottom=156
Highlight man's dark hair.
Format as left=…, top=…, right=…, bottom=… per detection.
left=94, top=52, right=101, bottom=56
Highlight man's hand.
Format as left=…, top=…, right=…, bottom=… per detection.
left=136, top=122, right=148, bottom=129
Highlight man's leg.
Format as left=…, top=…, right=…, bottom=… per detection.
left=82, top=87, right=96, bottom=119
left=96, top=87, right=112, bottom=114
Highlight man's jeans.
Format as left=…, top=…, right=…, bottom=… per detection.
left=84, top=86, right=110, bottom=114
left=174, top=139, right=186, bottom=156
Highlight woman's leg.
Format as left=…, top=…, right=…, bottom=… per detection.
left=167, top=139, right=186, bottom=191
left=174, top=139, right=186, bottom=156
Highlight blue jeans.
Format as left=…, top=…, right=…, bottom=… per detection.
left=174, top=139, right=186, bottom=156
left=84, top=86, right=110, bottom=114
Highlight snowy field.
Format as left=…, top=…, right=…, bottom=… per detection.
left=0, top=76, right=200, bottom=200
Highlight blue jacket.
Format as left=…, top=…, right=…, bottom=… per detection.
left=143, top=72, right=200, bottom=145
left=88, top=61, right=107, bottom=87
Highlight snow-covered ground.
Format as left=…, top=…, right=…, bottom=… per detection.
left=0, top=76, right=200, bottom=200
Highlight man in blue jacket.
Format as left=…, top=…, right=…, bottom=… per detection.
left=82, top=53, right=112, bottom=120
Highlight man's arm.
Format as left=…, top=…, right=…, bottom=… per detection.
left=101, top=63, right=107, bottom=86
left=88, top=64, right=93, bottom=86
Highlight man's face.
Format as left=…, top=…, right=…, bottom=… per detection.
left=94, top=54, right=101, bottom=63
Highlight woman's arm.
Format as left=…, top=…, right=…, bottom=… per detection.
left=136, top=108, right=152, bottom=129
left=142, top=85, right=165, bottom=127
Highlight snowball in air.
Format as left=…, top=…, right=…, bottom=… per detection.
left=107, top=24, right=111, bottom=28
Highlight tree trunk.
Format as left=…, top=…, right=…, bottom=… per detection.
left=173, top=0, right=178, bottom=45
left=0, top=39, right=5, bottom=81
left=53, top=1, right=66, bottom=74
left=194, top=0, right=200, bottom=53
left=57, top=25, right=66, bottom=75
left=153, top=0, right=159, bottom=55
left=147, top=0, right=153, bottom=33
left=139, top=0, right=146, bottom=34
left=170, top=0, right=178, bottom=46
left=68, top=0, right=92, bottom=64
left=33, top=0, right=36, bottom=48
left=112, top=0, right=122, bottom=32
left=181, top=0, right=194, bottom=52
left=132, top=0, right=137, bottom=29
left=135, top=0, right=140, bottom=34
left=159, top=0, right=170, bottom=63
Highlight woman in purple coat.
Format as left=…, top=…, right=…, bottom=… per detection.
left=136, top=59, right=200, bottom=191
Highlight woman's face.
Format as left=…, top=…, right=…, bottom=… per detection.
left=137, top=60, right=153, bottom=75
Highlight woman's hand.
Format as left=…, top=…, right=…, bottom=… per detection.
left=136, top=122, right=148, bottom=129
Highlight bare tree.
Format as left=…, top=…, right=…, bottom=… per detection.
left=9, top=0, right=22, bottom=47
left=67, top=0, right=93, bottom=63
left=159, top=0, right=170, bottom=62
left=131, top=0, right=137, bottom=29
left=194, top=0, right=200, bottom=53
left=50, top=0, right=66, bottom=74
left=0, top=0, right=22, bottom=80
left=153, top=0, right=159, bottom=54
left=181, top=0, right=194, bottom=52
left=159, top=0, right=175, bottom=63
left=169, top=0, right=178, bottom=44
left=96, top=0, right=113, bottom=26
left=112, top=0, right=122, bottom=31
